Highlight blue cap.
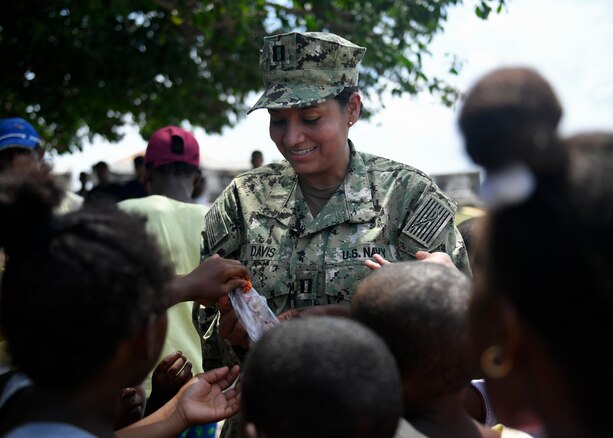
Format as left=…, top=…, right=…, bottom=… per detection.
left=0, top=117, right=42, bottom=151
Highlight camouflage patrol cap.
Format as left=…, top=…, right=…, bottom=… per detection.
left=248, top=31, right=366, bottom=113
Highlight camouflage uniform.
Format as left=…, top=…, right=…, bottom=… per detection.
left=196, top=140, right=469, bottom=365
left=194, top=31, right=469, bottom=437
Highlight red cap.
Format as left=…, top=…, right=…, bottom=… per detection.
left=145, top=126, right=200, bottom=169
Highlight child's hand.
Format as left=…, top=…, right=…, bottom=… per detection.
left=176, top=365, right=241, bottom=425
left=145, top=351, right=193, bottom=415
left=415, top=251, right=458, bottom=270
left=364, top=254, right=391, bottom=270
left=170, top=255, right=251, bottom=306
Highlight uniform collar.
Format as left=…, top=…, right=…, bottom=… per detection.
left=260, top=140, right=376, bottom=233
left=342, top=140, right=377, bottom=223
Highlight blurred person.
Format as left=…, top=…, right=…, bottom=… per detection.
left=76, top=171, right=90, bottom=197
left=120, top=155, right=149, bottom=200
left=0, top=171, right=245, bottom=437
left=0, top=117, right=83, bottom=363
left=240, top=316, right=403, bottom=438
left=119, top=126, right=215, bottom=436
left=459, top=67, right=613, bottom=437
left=0, top=117, right=82, bottom=214
left=249, top=150, right=263, bottom=169
left=114, top=385, right=147, bottom=431
left=87, top=160, right=123, bottom=203
left=352, top=261, right=532, bottom=438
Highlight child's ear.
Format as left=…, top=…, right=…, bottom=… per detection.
left=244, top=423, right=270, bottom=438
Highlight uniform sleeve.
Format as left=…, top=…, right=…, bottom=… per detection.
left=200, top=182, right=243, bottom=261
left=196, top=182, right=246, bottom=371
left=397, top=180, right=471, bottom=276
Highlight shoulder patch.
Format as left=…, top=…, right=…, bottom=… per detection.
left=205, top=204, right=230, bottom=250
left=402, top=194, right=453, bottom=247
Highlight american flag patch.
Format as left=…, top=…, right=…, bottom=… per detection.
left=402, top=195, right=453, bottom=247
left=205, top=204, right=229, bottom=250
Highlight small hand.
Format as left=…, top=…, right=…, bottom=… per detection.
left=364, top=254, right=391, bottom=270
left=172, top=255, right=251, bottom=306
left=146, top=351, right=194, bottom=415
left=176, top=365, right=241, bottom=426
left=415, top=251, right=458, bottom=270
left=152, top=351, right=193, bottom=395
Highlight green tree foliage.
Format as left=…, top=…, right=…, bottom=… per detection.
left=1, top=0, right=505, bottom=152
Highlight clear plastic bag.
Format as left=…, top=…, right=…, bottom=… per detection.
left=229, top=282, right=279, bottom=344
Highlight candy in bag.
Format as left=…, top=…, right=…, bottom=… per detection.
left=229, top=283, right=279, bottom=344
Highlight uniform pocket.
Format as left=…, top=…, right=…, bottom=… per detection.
left=323, top=260, right=369, bottom=304
left=246, top=259, right=291, bottom=313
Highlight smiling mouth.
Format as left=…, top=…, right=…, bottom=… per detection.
left=288, top=146, right=316, bottom=156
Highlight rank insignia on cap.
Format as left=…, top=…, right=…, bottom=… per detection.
left=402, top=195, right=453, bottom=247
left=268, top=35, right=296, bottom=67
left=272, top=43, right=286, bottom=63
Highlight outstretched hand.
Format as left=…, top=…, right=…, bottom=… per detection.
left=145, top=351, right=193, bottom=416
left=116, top=366, right=241, bottom=438
left=169, top=254, right=250, bottom=306
left=175, top=365, right=241, bottom=426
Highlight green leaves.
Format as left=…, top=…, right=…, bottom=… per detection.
left=1, top=0, right=505, bottom=153
left=475, top=0, right=506, bottom=20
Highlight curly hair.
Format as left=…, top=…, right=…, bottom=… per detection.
left=0, top=172, right=173, bottom=389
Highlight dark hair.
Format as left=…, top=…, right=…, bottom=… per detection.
left=352, top=262, right=475, bottom=397
left=0, top=172, right=172, bottom=390
left=133, top=155, right=145, bottom=167
left=459, top=67, right=564, bottom=175
left=92, top=161, right=109, bottom=171
left=334, top=86, right=364, bottom=114
left=457, top=216, right=482, bottom=260
left=480, top=132, right=613, bottom=434
left=241, top=317, right=402, bottom=438
left=460, top=67, right=613, bottom=433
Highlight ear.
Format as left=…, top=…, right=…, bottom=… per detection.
left=346, top=92, right=362, bottom=122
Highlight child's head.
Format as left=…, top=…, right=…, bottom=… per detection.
left=241, top=316, right=403, bottom=438
left=461, top=66, right=613, bottom=435
left=0, top=171, right=173, bottom=390
left=457, top=216, right=484, bottom=268
left=459, top=67, right=563, bottom=174
left=113, top=384, right=147, bottom=430
left=351, top=262, right=474, bottom=401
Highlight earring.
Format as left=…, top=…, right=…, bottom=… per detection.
left=348, top=121, right=353, bottom=126
left=480, top=345, right=513, bottom=379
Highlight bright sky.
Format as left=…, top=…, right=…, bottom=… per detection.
left=52, top=0, right=613, bottom=188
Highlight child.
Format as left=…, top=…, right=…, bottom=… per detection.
left=0, top=171, right=243, bottom=437
left=241, top=316, right=403, bottom=438
left=352, top=261, right=532, bottom=438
